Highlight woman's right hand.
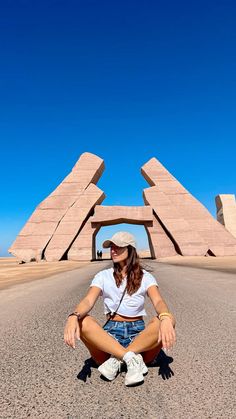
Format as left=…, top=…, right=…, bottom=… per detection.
left=64, top=316, right=80, bottom=349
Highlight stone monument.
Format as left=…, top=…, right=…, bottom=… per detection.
left=142, top=158, right=236, bottom=256
left=9, top=152, right=236, bottom=262
left=215, top=194, right=236, bottom=239
left=9, top=153, right=105, bottom=262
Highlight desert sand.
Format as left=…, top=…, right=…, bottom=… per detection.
left=158, top=255, right=236, bottom=274
left=1, top=251, right=235, bottom=292
left=0, top=257, right=91, bottom=290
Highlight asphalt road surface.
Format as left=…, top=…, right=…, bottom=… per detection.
left=1, top=260, right=235, bottom=419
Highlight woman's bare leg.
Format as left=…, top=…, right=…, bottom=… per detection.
left=79, top=336, right=110, bottom=365
left=127, top=317, right=162, bottom=357
left=78, top=315, right=127, bottom=360
left=127, top=316, right=176, bottom=363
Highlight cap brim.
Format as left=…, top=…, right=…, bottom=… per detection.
left=102, top=239, right=132, bottom=249
left=102, top=240, right=113, bottom=249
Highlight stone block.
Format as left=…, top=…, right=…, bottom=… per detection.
left=9, top=152, right=105, bottom=262
left=142, top=158, right=236, bottom=256
left=68, top=220, right=99, bottom=261
left=51, top=184, right=84, bottom=196
left=18, top=222, right=57, bottom=236
left=145, top=215, right=177, bottom=258
left=28, top=209, right=65, bottom=223
left=91, top=206, right=153, bottom=226
left=216, top=194, right=236, bottom=238
left=38, top=195, right=81, bottom=209
left=44, top=184, right=105, bottom=261
left=144, top=186, right=208, bottom=255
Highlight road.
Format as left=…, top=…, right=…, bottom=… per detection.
left=1, top=260, right=235, bottom=419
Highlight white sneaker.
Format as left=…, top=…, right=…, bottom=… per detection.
left=98, top=356, right=122, bottom=381
left=125, top=354, right=147, bottom=386
left=139, top=354, right=149, bottom=375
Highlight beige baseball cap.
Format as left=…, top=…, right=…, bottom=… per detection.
left=103, top=231, right=136, bottom=249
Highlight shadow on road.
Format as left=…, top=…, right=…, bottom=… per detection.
left=147, top=349, right=174, bottom=380
left=77, top=358, right=98, bottom=382
left=77, top=350, right=174, bottom=383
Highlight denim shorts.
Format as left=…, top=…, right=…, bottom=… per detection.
left=103, top=319, right=145, bottom=348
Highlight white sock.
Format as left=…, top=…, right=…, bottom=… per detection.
left=123, top=351, right=135, bottom=363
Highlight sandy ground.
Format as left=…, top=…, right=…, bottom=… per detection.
left=1, top=252, right=236, bottom=292
left=0, top=250, right=150, bottom=291
left=158, top=255, right=236, bottom=274
left=0, top=257, right=92, bottom=290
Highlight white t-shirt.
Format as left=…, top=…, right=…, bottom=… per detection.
left=90, top=267, right=158, bottom=317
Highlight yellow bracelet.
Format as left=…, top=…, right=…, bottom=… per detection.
left=158, top=312, right=172, bottom=320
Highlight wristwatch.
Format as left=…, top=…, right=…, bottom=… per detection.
left=68, top=311, right=81, bottom=320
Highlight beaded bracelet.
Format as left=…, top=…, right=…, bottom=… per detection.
left=68, top=312, right=81, bottom=320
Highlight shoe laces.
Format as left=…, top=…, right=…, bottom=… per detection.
left=127, top=356, right=141, bottom=370
left=109, top=357, right=122, bottom=371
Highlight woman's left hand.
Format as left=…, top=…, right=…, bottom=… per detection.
left=158, top=317, right=176, bottom=350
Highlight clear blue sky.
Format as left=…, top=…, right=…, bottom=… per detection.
left=1, top=0, right=236, bottom=256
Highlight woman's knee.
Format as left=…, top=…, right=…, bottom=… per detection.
left=78, top=315, right=99, bottom=332
left=148, top=316, right=160, bottom=327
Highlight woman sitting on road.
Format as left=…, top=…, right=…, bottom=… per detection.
left=64, top=231, right=176, bottom=386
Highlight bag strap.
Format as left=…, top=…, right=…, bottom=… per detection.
left=103, top=285, right=127, bottom=327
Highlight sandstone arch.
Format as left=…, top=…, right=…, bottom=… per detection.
left=67, top=205, right=177, bottom=260
left=9, top=152, right=236, bottom=262
left=68, top=206, right=153, bottom=260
